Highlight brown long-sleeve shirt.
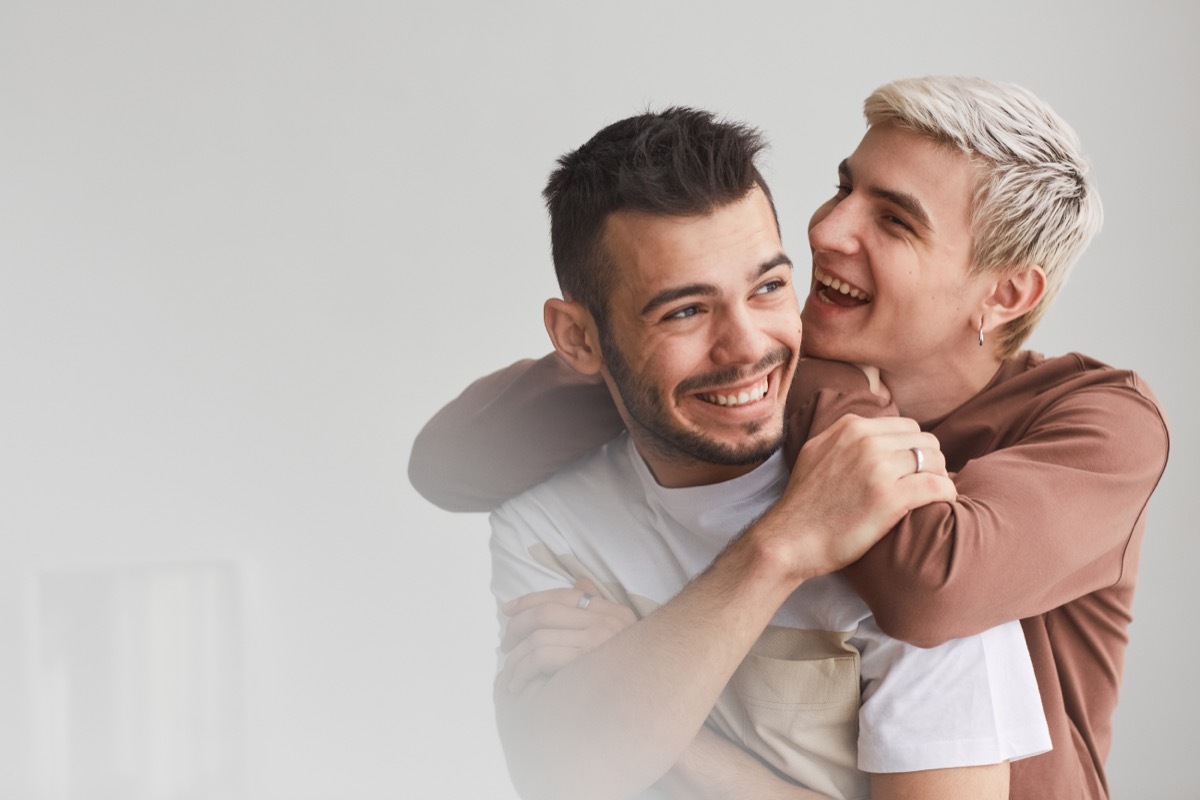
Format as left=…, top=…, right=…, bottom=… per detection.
left=408, top=351, right=1169, bottom=799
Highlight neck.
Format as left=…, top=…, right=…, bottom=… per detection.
left=882, top=352, right=1006, bottom=425
left=632, top=439, right=767, bottom=489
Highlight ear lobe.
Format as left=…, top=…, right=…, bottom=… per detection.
left=544, top=298, right=603, bottom=375
left=984, top=265, right=1047, bottom=325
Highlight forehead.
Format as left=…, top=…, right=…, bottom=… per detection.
left=848, top=124, right=979, bottom=229
left=601, top=187, right=784, bottom=302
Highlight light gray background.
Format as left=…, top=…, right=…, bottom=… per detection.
left=2, top=2, right=1195, bottom=798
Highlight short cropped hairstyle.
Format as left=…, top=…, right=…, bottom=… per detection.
left=864, top=77, right=1103, bottom=357
left=543, top=107, right=776, bottom=329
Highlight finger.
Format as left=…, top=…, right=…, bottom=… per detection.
left=896, top=473, right=958, bottom=508
left=834, top=413, right=922, bottom=437
left=502, top=595, right=635, bottom=652
left=501, top=603, right=595, bottom=651
left=503, top=586, right=592, bottom=616
left=892, top=434, right=948, bottom=479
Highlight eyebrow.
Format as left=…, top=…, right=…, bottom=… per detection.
left=840, top=159, right=933, bottom=231
left=640, top=253, right=793, bottom=316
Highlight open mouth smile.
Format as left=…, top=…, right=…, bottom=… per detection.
left=814, top=267, right=872, bottom=305
left=697, top=376, right=770, bottom=407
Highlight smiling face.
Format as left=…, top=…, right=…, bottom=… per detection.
left=801, top=124, right=996, bottom=379
left=595, top=186, right=801, bottom=487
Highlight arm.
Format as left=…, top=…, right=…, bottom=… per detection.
left=657, top=725, right=831, bottom=800
left=408, top=353, right=621, bottom=511
left=493, top=416, right=955, bottom=800
left=845, top=377, right=1170, bottom=645
left=408, top=354, right=888, bottom=513
left=783, top=358, right=897, bottom=465
left=499, top=586, right=830, bottom=799
left=871, top=763, right=1008, bottom=800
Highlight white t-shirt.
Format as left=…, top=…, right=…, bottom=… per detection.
left=491, top=434, right=1050, bottom=799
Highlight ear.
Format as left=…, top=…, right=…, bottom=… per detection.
left=981, top=265, right=1047, bottom=328
left=544, top=298, right=604, bottom=375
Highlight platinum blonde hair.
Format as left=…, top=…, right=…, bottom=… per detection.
left=864, top=76, right=1103, bottom=357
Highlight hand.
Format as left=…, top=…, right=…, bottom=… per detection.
left=755, top=414, right=956, bottom=581
left=853, top=363, right=890, bottom=402
left=499, top=578, right=637, bottom=694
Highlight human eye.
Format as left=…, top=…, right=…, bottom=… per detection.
left=663, top=305, right=700, bottom=321
left=883, top=213, right=914, bottom=233
left=754, top=278, right=787, bottom=295
left=834, top=182, right=851, bottom=198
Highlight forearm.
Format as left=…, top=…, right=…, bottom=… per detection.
left=495, top=421, right=955, bottom=800
left=409, top=353, right=622, bottom=511
left=783, top=358, right=896, bottom=463
left=870, top=762, right=1009, bottom=800
left=496, top=530, right=801, bottom=800
left=655, top=725, right=831, bottom=800
left=846, top=384, right=1169, bottom=645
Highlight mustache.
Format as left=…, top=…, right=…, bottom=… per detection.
left=674, top=346, right=793, bottom=395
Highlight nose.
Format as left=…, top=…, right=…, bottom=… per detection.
left=710, top=302, right=769, bottom=366
left=808, top=196, right=861, bottom=256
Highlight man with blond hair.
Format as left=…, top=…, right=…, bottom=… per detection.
left=411, top=78, right=1169, bottom=798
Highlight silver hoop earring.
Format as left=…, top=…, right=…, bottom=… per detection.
left=978, top=319, right=985, bottom=347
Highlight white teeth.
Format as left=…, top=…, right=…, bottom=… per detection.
left=701, top=379, right=769, bottom=408
left=815, top=268, right=871, bottom=301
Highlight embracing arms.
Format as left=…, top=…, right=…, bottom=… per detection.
left=409, top=355, right=620, bottom=512
left=498, top=581, right=832, bottom=799
left=410, top=353, right=1170, bottom=646
left=499, top=582, right=1014, bottom=800
left=841, top=362, right=1169, bottom=644
left=489, top=415, right=954, bottom=800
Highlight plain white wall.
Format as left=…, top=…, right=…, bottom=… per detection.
left=1, top=1, right=1195, bottom=797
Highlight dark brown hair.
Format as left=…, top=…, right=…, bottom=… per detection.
left=543, top=107, right=776, bottom=328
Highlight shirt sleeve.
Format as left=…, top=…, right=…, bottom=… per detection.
left=853, top=617, right=1051, bottom=773
left=783, top=359, right=897, bottom=453
left=489, top=500, right=578, bottom=673
left=408, top=353, right=624, bottom=513
left=844, top=374, right=1170, bottom=646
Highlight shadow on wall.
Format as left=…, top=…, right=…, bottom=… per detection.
left=27, top=560, right=243, bottom=799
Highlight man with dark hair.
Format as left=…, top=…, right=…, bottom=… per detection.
left=412, top=80, right=1169, bottom=799
left=544, top=107, right=777, bottom=333
left=479, top=107, right=1050, bottom=800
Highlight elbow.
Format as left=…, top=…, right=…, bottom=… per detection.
left=503, top=750, right=642, bottom=800
left=497, top=707, right=664, bottom=800
left=407, top=425, right=494, bottom=513
left=870, top=594, right=971, bottom=648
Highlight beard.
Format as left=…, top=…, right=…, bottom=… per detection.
left=599, top=327, right=791, bottom=469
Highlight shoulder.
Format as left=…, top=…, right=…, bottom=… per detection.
left=988, top=351, right=1168, bottom=433
left=491, top=434, right=639, bottom=526
left=976, top=351, right=1170, bottom=473
left=1011, top=351, right=1161, bottom=404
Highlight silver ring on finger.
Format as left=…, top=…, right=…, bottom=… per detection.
left=576, top=592, right=594, bottom=610
left=910, top=447, right=924, bottom=475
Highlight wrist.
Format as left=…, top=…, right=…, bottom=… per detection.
left=735, top=507, right=826, bottom=587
